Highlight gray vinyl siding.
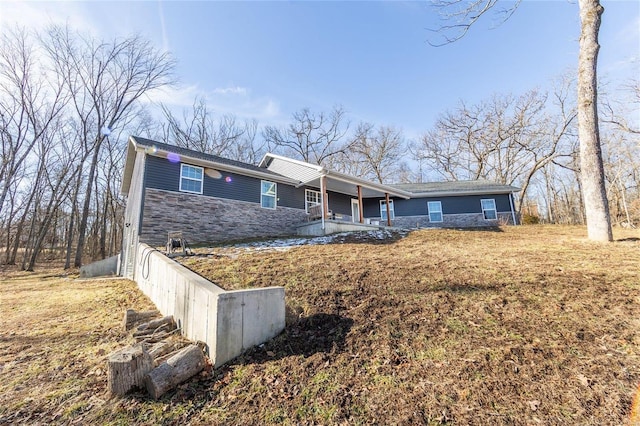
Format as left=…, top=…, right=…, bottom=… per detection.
left=363, top=198, right=395, bottom=217
left=327, top=191, right=353, bottom=215
left=144, top=154, right=305, bottom=209
left=297, top=188, right=356, bottom=215
left=145, top=155, right=180, bottom=192
left=363, top=194, right=513, bottom=217
left=277, top=184, right=305, bottom=209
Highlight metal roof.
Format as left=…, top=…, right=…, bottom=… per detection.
left=121, top=137, right=520, bottom=200
left=259, top=153, right=412, bottom=199
left=260, top=153, right=323, bottom=186
left=131, top=136, right=283, bottom=177
left=121, top=136, right=298, bottom=195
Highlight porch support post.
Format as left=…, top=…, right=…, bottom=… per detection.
left=385, top=192, right=391, bottom=227
left=357, top=185, right=364, bottom=223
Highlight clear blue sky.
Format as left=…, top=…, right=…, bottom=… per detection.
left=1, top=1, right=638, bottom=140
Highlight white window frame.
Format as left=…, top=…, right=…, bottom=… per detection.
left=305, top=189, right=322, bottom=213
left=428, top=201, right=443, bottom=223
left=481, top=198, right=497, bottom=220
left=380, top=199, right=395, bottom=220
left=179, top=164, right=203, bottom=194
left=261, top=180, right=277, bottom=209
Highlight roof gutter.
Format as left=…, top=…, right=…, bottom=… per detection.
left=141, top=144, right=300, bottom=186
left=408, top=188, right=519, bottom=198
left=323, top=169, right=412, bottom=199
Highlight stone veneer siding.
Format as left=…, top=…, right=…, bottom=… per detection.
left=140, top=188, right=309, bottom=246
left=389, top=212, right=515, bottom=229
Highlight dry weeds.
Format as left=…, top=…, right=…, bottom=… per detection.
left=1, top=225, right=639, bottom=425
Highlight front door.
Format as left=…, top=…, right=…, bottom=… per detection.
left=351, top=199, right=360, bottom=223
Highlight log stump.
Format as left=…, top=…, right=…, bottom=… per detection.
left=145, top=344, right=205, bottom=400
left=107, top=345, right=154, bottom=396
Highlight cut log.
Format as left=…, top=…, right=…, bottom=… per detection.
left=107, top=345, right=154, bottom=396
left=154, top=347, right=185, bottom=367
left=145, top=344, right=205, bottom=399
left=136, top=315, right=176, bottom=333
left=148, top=341, right=177, bottom=361
left=133, top=331, right=173, bottom=343
left=133, top=323, right=171, bottom=338
left=123, top=309, right=160, bottom=331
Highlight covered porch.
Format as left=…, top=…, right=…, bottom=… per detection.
left=260, top=153, right=412, bottom=235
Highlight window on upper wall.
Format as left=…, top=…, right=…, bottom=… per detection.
left=179, top=164, right=203, bottom=194
left=481, top=198, right=497, bottom=220
left=428, top=201, right=443, bottom=222
left=305, top=189, right=322, bottom=213
left=261, top=180, right=277, bottom=209
left=380, top=199, right=395, bottom=220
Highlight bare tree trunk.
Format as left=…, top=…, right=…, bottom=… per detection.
left=99, top=179, right=109, bottom=260
left=64, top=201, right=77, bottom=269
left=577, top=0, right=612, bottom=241
left=74, top=140, right=102, bottom=267
left=8, top=213, right=26, bottom=265
left=25, top=173, right=77, bottom=271
left=64, top=162, right=85, bottom=269
left=618, top=181, right=633, bottom=227
left=3, top=192, right=16, bottom=264
left=544, top=169, right=555, bottom=223
left=21, top=201, right=40, bottom=271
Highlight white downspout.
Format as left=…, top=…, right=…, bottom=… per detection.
left=320, top=174, right=326, bottom=231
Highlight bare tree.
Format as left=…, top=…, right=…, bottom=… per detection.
left=0, top=25, right=175, bottom=269
left=0, top=27, right=68, bottom=217
left=0, top=27, right=73, bottom=267
left=263, top=105, right=350, bottom=165
left=430, top=0, right=613, bottom=241
left=600, top=80, right=640, bottom=227
left=601, top=79, right=640, bottom=135
left=335, top=122, right=406, bottom=183
left=429, top=0, right=521, bottom=46
left=225, top=119, right=268, bottom=164
left=159, top=97, right=261, bottom=161
left=576, top=0, right=612, bottom=240
left=413, top=88, right=577, bottom=214
left=22, top=126, right=82, bottom=271
left=42, top=25, right=176, bottom=266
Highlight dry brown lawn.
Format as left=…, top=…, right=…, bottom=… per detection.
left=1, top=225, right=639, bottom=425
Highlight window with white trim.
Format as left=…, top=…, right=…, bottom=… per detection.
left=428, top=201, right=443, bottom=222
left=305, top=189, right=322, bottom=213
left=380, top=199, right=395, bottom=220
left=481, top=198, right=497, bottom=220
left=261, top=180, right=277, bottom=209
left=179, top=164, right=203, bottom=194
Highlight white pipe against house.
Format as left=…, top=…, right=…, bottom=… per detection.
left=320, top=174, right=326, bottom=231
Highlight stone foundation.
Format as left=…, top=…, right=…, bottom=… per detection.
left=390, top=212, right=516, bottom=229
left=140, top=188, right=309, bottom=246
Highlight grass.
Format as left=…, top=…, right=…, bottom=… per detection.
left=1, top=225, right=639, bottom=425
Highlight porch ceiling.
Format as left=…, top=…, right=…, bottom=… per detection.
left=303, top=176, right=405, bottom=199
left=260, top=153, right=410, bottom=199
